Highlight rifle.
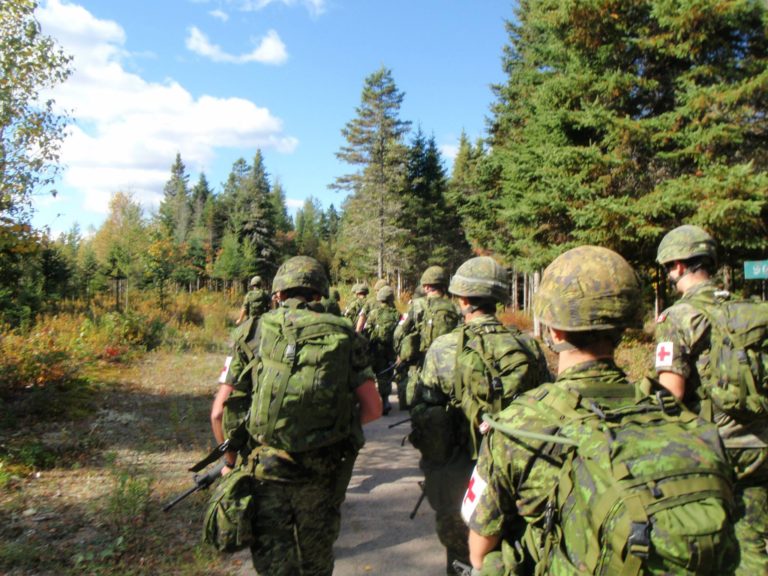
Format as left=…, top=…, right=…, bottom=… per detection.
left=409, top=480, right=426, bottom=519
left=162, top=461, right=225, bottom=512
left=451, top=560, right=475, bottom=576
left=388, top=417, right=411, bottom=429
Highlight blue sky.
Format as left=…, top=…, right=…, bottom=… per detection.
left=33, top=0, right=514, bottom=237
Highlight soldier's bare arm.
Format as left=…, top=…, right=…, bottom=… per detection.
left=356, top=379, right=383, bottom=423
left=658, top=371, right=686, bottom=400
left=469, top=530, right=500, bottom=569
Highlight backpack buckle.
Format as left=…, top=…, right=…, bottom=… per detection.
left=284, top=343, right=296, bottom=362
left=627, top=522, right=650, bottom=558
left=543, top=500, right=556, bottom=535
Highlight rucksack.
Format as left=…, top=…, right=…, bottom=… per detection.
left=689, top=294, right=768, bottom=422
left=489, top=383, right=737, bottom=575
left=365, top=305, right=400, bottom=349
left=452, top=322, right=549, bottom=457
left=419, top=297, right=461, bottom=352
left=245, top=307, right=355, bottom=452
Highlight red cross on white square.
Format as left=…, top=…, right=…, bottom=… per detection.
left=655, top=342, right=673, bottom=368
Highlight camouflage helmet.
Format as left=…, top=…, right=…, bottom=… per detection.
left=656, top=225, right=717, bottom=266
left=272, top=256, right=329, bottom=297
left=249, top=275, right=263, bottom=288
left=352, top=283, right=369, bottom=295
left=449, top=256, right=509, bottom=303
left=534, top=246, right=642, bottom=331
left=377, top=286, right=395, bottom=302
left=420, top=265, right=449, bottom=287
left=373, top=278, right=389, bottom=292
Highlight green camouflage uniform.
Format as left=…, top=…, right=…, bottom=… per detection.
left=412, top=313, right=548, bottom=574
left=364, top=300, right=400, bottom=410
left=394, top=294, right=460, bottom=408
left=343, top=295, right=365, bottom=322
left=655, top=280, right=768, bottom=574
left=225, top=298, right=373, bottom=576
left=466, top=359, right=739, bottom=575
left=242, top=288, right=271, bottom=320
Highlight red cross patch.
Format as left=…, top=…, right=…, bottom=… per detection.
left=218, top=356, right=232, bottom=384
left=655, top=342, right=674, bottom=368
left=461, top=467, right=487, bottom=522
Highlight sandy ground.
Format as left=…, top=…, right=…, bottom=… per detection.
left=235, top=394, right=447, bottom=575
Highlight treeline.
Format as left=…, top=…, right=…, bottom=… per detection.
left=2, top=0, right=768, bottom=328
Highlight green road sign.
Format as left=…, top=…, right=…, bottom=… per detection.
left=745, top=260, right=768, bottom=280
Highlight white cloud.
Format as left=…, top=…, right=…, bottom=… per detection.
left=235, top=0, right=326, bottom=17
left=186, top=26, right=288, bottom=65
left=285, top=198, right=304, bottom=209
left=440, top=144, right=459, bottom=162
left=34, top=0, right=297, bottom=218
left=209, top=9, right=229, bottom=22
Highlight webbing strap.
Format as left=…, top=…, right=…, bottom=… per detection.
left=257, top=322, right=297, bottom=443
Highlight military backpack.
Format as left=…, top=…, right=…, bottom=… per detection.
left=689, top=293, right=768, bottom=422
left=420, top=297, right=461, bottom=352
left=202, top=463, right=259, bottom=552
left=452, top=322, right=549, bottom=456
left=489, top=383, right=737, bottom=575
left=245, top=307, right=356, bottom=452
left=365, top=305, right=400, bottom=350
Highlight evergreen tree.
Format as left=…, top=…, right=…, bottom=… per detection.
left=190, top=172, right=212, bottom=230
left=332, top=66, right=412, bottom=278
left=400, top=128, right=470, bottom=283
left=448, top=132, right=492, bottom=252
left=158, top=153, right=191, bottom=244
left=485, top=0, right=768, bottom=272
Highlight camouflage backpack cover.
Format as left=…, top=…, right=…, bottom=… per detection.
left=420, top=297, right=461, bottom=353
left=688, top=293, right=768, bottom=422
left=452, top=322, right=549, bottom=457
left=490, top=383, right=737, bottom=575
left=365, top=304, right=400, bottom=351
left=245, top=306, right=355, bottom=452
left=203, top=463, right=259, bottom=552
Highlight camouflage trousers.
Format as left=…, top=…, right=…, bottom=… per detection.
left=421, top=449, right=475, bottom=575
left=730, top=446, right=768, bottom=576
left=248, top=443, right=357, bottom=576
left=249, top=477, right=340, bottom=576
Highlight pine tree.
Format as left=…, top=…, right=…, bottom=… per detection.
left=332, top=67, right=412, bottom=278
left=485, top=0, right=768, bottom=272
left=158, top=153, right=191, bottom=245
left=399, top=128, right=470, bottom=283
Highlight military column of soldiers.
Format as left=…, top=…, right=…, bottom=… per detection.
left=204, top=223, right=766, bottom=576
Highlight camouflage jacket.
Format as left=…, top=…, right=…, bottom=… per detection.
left=412, top=314, right=550, bottom=456
left=242, top=288, right=271, bottom=320
left=655, top=280, right=768, bottom=448
left=343, top=296, right=365, bottom=321
left=654, top=280, right=719, bottom=399
left=463, top=360, right=637, bottom=539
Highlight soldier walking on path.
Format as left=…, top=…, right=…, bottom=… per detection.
left=394, top=265, right=461, bottom=409
left=654, top=224, right=768, bottom=574
left=465, top=246, right=738, bottom=575
left=344, top=283, right=369, bottom=323
left=409, top=256, right=549, bottom=574
left=219, top=256, right=382, bottom=576
left=362, top=285, right=400, bottom=415
left=236, top=275, right=271, bottom=325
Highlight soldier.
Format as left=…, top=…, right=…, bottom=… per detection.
left=655, top=224, right=768, bottom=574
left=236, top=275, right=271, bottom=325
left=221, top=256, right=382, bottom=575
left=394, top=265, right=461, bottom=409
left=409, top=256, right=549, bottom=575
left=343, top=283, right=368, bottom=322
left=355, top=278, right=390, bottom=333
left=362, top=285, right=400, bottom=414
left=465, top=246, right=737, bottom=575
